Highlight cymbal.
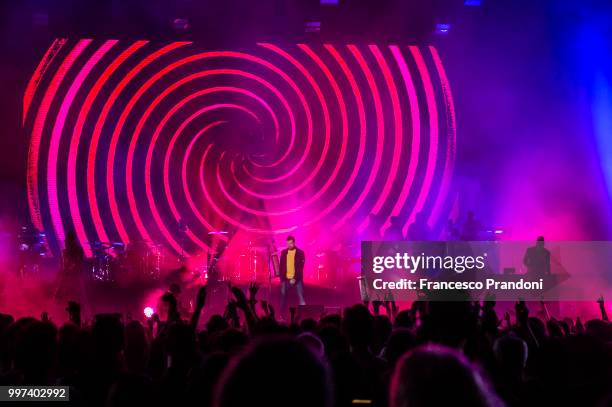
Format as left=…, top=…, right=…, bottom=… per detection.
left=208, top=231, right=229, bottom=235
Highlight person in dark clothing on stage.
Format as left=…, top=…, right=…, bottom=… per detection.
left=54, top=231, right=85, bottom=302
left=407, top=212, right=432, bottom=241
left=279, top=235, right=306, bottom=313
left=523, top=236, right=551, bottom=278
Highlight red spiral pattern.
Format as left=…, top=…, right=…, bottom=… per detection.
left=24, top=39, right=456, bottom=256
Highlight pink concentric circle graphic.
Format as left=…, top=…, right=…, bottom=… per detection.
left=24, top=40, right=456, bottom=256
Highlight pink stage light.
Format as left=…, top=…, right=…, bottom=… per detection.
left=54, top=40, right=116, bottom=256
left=69, top=41, right=143, bottom=256
left=325, top=44, right=367, bottom=232
left=181, top=121, right=228, bottom=244
left=403, top=46, right=439, bottom=236
left=124, top=68, right=286, bottom=247
left=157, top=102, right=257, bottom=253
left=142, top=86, right=263, bottom=251
left=46, top=38, right=94, bottom=248
left=25, top=40, right=456, bottom=254
left=120, top=51, right=309, bottom=244
left=251, top=43, right=328, bottom=185
left=347, top=45, right=385, bottom=234
left=91, top=41, right=184, bottom=244
left=384, top=46, right=421, bottom=235
left=368, top=45, right=403, bottom=235
left=143, top=306, right=155, bottom=319
left=199, top=148, right=297, bottom=234
left=23, top=39, right=67, bottom=125
left=28, top=40, right=90, bottom=238
left=109, top=42, right=192, bottom=244
left=84, top=41, right=148, bottom=246
left=428, top=46, right=457, bottom=227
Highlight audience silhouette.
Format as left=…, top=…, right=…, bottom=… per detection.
left=0, top=283, right=611, bottom=407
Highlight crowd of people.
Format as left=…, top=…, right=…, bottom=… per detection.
left=0, top=283, right=611, bottom=407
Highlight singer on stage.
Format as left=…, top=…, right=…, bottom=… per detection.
left=279, top=235, right=306, bottom=313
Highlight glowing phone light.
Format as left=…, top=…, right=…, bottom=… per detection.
left=144, top=307, right=155, bottom=319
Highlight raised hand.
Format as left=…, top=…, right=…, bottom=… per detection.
left=515, top=300, right=529, bottom=324
left=372, top=300, right=383, bottom=315
left=383, top=291, right=395, bottom=316
left=196, top=285, right=207, bottom=309
left=268, top=303, right=276, bottom=319
left=390, top=300, right=399, bottom=318
left=597, top=295, right=608, bottom=321
left=190, top=285, right=208, bottom=330
left=231, top=286, right=249, bottom=309
left=248, top=282, right=260, bottom=303
left=225, top=300, right=238, bottom=318
left=383, top=301, right=392, bottom=317
left=260, top=300, right=270, bottom=316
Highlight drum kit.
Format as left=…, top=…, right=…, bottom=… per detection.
left=201, top=234, right=275, bottom=284
left=14, top=222, right=362, bottom=286
left=230, top=240, right=272, bottom=282
left=87, top=240, right=163, bottom=283
left=17, top=224, right=48, bottom=277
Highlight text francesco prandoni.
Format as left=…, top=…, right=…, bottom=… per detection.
left=372, top=253, right=487, bottom=274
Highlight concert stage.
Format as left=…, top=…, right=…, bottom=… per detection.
left=0, top=1, right=611, bottom=323
left=3, top=4, right=612, bottom=407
